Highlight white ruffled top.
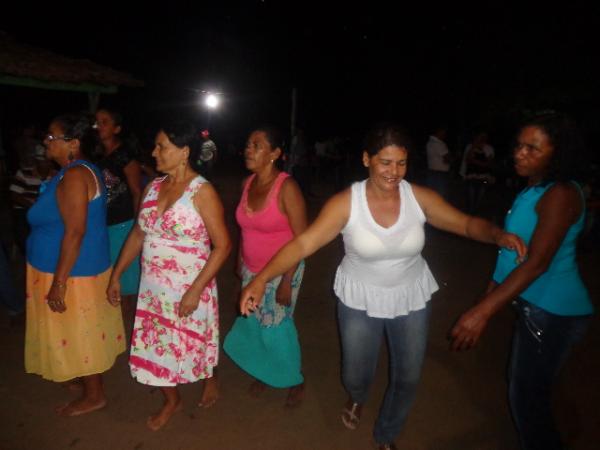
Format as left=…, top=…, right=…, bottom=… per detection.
left=334, top=179, right=439, bottom=318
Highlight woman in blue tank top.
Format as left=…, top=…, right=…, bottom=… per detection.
left=25, top=113, right=125, bottom=417
left=450, top=113, right=594, bottom=450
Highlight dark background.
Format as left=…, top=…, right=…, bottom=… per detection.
left=2, top=2, right=600, bottom=159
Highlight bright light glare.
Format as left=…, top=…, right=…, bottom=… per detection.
left=205, top=94, right=219, bottom=109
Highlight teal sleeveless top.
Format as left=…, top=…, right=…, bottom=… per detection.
left=492, top=182, right=593, bottom=316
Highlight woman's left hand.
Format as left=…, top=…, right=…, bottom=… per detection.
left=178, top=290, right=200, bottom=318
left=47, top=283, right=67, bottom=313
left=275, top=277, right=292, bottom=306
left=496, top=232, right=527, bottom=262
left=449, top=305, right=490, bottom=351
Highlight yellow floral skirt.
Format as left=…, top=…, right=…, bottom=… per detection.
left=25, top=264, right=126, bottom=382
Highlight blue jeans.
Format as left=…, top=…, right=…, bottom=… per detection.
left=509, top=300, right=591, bottom=450
left=337, top=300, right=430, bottom=445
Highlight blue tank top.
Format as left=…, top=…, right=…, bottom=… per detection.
left=493, top=182, right=593, bottom=316
left=26, top=160, right=111, bottom=276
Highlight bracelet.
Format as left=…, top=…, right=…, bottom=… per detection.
left=52, top=280, right=67, bottom=289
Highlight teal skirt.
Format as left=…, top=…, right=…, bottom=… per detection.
left=224, top=262, right=304, bottom=388
left=108, top=219, right=141, bottom=296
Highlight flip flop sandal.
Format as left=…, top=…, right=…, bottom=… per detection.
left=341, top=402, right=361, bottom=430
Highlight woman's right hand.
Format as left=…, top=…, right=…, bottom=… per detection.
left=106, top=278, right=122, bottom=307
left=239, top=278, right=267, bottom=316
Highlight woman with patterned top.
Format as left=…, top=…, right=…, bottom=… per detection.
left=96, top=108, right=143, bottom=305
left=224, top=126, right=307, bottom=407
left=107, top=122, right=231, bottom=431
left=239, top=124, right=525, bottom=450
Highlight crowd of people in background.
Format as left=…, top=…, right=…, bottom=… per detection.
left=0, top=109, right=599, bottom=450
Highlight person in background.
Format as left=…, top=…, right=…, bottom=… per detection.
left=460, top=131, right=495, bottom=213
left=9, top=140, right=53, bottom=255
left=96, top=108, right=143, bottom=316
left=426, top=125, right=451, bottom=199
left=224, top=126, right=307, bottom=407
left=238, top=124, right=524, bottom=450
left=199, top=129, right=218, bottom=178
left=107, top=121, right=231, bottom=430
left=25, top=112, right=125, bottom=416
left=451, top=113, right=594, bottom=450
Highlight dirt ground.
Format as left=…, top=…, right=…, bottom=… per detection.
left=1, top=167, right=599, bottom=450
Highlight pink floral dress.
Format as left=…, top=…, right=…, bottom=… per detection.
left=129, top=175, right=219, bottom=386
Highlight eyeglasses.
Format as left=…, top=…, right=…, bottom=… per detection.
left=45, top=134, right=74, bottom=142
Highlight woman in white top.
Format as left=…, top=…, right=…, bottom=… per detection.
left=239, top=124, right=525, bottom=450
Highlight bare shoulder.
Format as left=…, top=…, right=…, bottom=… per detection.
left=409, top=182, right=443, bottom=209
left=322, top=187, right=352, bottom=214
left=60, top=165, right=91, bottom=185
left=539, top=182, right=583, bottom=218
left=281, top=176, right=304, bottom=200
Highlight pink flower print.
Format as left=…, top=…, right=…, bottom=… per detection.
left=200, top=291, right=211, bottom=304
left=149, top=295, right=163, bottom=314
left=168, top=343, right=183, bottom=360
left=162, top=258, right=180, bottom=272
left=155, top=346, right=165, bottom=357
left=142, top=317, right=154, bottom=331
left=141, top=329, right=158, bottom=346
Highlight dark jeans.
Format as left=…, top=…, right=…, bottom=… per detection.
left=509, top=300, right=591, bottom=450
left=337, top=300, right=431, bottom=445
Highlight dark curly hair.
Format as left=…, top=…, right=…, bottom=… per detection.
left=363, top=123, right=413, bottom=157
left=52, top=112, right=103, bottom=163
left=160, top=121, right=203, bottom=173
left=521, top=113, right=587, bottom=184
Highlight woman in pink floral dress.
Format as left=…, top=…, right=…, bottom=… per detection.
left=107, top=122, right=231, bottom=430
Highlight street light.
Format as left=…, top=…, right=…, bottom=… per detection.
left=204, top=93, right=220, bottom=109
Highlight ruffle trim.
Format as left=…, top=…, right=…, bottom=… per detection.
left=333, top=265, right=439, bottom=318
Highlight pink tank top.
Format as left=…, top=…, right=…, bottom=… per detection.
left=235, top=172, right=294, bottom=273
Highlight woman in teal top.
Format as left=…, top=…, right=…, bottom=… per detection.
left=450, top=113, right=593, bottom=450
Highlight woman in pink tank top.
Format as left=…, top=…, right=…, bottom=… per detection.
left=224, top=126, right=307, bottom=407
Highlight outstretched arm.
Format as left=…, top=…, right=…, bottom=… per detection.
left=240, top=189, right=351, bottom=315
left=411, top=184, right=527, bottom=258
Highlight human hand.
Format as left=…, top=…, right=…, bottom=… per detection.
left=449, top=305, right=491, bottom=351
left=178, top=289, right=201, bottom=318
left=239, top=279, right=266, bottom=316
left=496, top=232, right=527, bottom=263
left=275, top=277, right=292, bottom=307
left=106, top=278, right=122, bottom=307
left=47, top=281, right=67, bottom=313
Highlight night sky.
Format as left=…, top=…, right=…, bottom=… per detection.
left=2, top=2, right=600, bottom=153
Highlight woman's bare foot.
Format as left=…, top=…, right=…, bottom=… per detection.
left=285, top=383, right=305, bottom=408
left=62, top=378, right=83, bottom=393
left=55, top=396, right=107, bottom=417
left=248, top=380, right=267, bottom=397
left=146, top=400, right=183, bottom=431
left=198, top=376, right=219, bottom=408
